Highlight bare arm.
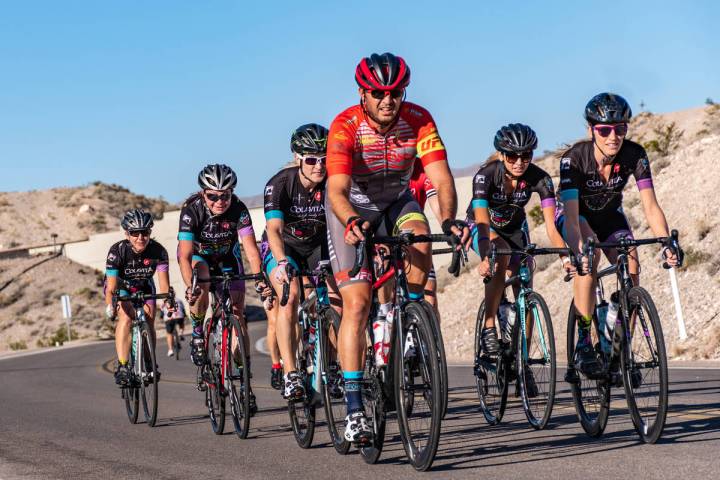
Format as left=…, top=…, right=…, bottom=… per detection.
left=241, top=234, right=263, bottom=274
left=423, top=161, right=457, bottom=222
left=105, top=275, right=118, bottom=306
left=639, top=188, right=670, bottom=238
left=157, top=270, right=170, bottom=295
left=562, top=199, right=585, bottom=255
left=472, top=207, right=491, bottom=258
left=266, top=218, right=287, bottom=262
left=426, top=194, right=442, bottom=223
left=542, top=206, right=567, bottom=250
left=178, top=239, right=194, bottom=288
left=327, top=173, right=359, bottom=226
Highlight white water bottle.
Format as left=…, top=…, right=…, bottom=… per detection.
left=372, top=315, right=388, bottom=366
left=604, top=293, right=620, bottom=344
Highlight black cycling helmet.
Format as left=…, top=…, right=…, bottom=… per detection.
left=290, top=123, right=329, bottom=155
left=355, top=52, right=411, bottom=91
left=197, top=163, right=237, bottom=191
left=584, top=93, right=632, bottom=125
left=493, top=123, right=538, bottom=155
left=121, top=209, right=154, bottom=232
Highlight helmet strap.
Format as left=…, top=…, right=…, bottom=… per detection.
left=298, top=159, right=319, bottom=189
left=591, top=130, right=616, bottom=165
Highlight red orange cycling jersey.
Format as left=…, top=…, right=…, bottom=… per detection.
left=408, top=158, right=437, bottom=210
left=327, top=102, right=447, bottom=211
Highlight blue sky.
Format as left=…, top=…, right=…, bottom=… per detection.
left=1, top=1, right=718, bottom=202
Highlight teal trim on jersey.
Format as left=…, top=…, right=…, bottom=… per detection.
left=343, top=371, right=364, bottom=380
left=265, top=210, right=284, bottom=221
left=191, top=255, right=206, bottom=264
left=560, top=189, right=579, bottom=201
left=471, top=199, right=489, bottom=209
left=178, top=232, right=194, bottom=241
left=105, top=269, right=119, bottom=277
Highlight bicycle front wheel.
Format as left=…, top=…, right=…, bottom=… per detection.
left=566, top=301, right=609, bottom=437
left=622, top=287, right=669, bottom=444
left=320, top=309, right=350, bottom=454
left=205, top=320, right=226, bottom=435
left=421, top=300, right=449, bottom=419
left=288, top=313, right=316, bottom=449
left=474, top=301, right=508, bottom=425
left=139, top=325, right=159, bottom=427
left=123, top=339, right=140, bottom=424
left=227, top=314, right=251, bottom=439
left=394, top=302, right=442, bottom=472
left=516, top=292, right=556, bottom=430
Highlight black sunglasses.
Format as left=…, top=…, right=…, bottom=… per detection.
left=593, top=124, right=628, bottom=138
left=128, top=230, right=151, bottom=238
left=369, top=89, right=404, bottom=100
left=503, top=152, right=533, bottom=163
left=205, top=191, right=232, bottom=202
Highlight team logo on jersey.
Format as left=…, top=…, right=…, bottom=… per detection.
left=518, top=180, right=527, bottom=189
left=314, top=191, right=322, bottom=202
left=182, top=214, right=192, bottom=224
left=359, top=135, right=376, bottom=145
left=264, top=185, right=273, bottom=196
left=222, top=222, right=230, bottom=230
left=560, top=158, right=571, bottom=170
left=640, top=158, right=650, bottom=169
left=333, top=130, right=348, bottom=141
left=239, top=211, right=250, bottom=225
left=107, top=253, right=116, bottom=262
left=544, top=177, right=554, bottom=192
left=475, top=174, right=485, bottom=184
left=613, top=164, right=620, bottom=173
left=143, top=259, right=151, bottom=266
left=417, top=130, right=444, bottom=157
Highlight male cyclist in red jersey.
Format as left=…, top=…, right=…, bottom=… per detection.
left=326, top=52, right=468, bottom=444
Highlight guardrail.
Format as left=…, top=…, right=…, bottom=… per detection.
left=0, top=237, right=89, bottom=260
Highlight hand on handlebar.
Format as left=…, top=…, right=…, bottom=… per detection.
left=476, top=256, right=494, bottom=279
left=185, top=285, right=201, bottom=305
left=562, top=256, right=578, bottom=278
left=442, top=219, right=470, bottom=250
left=344, top=216, right=371, bottom=246
left=105, top=303, right=116, bottom=321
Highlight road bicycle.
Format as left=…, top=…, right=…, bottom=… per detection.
left=114, top=288, right=173, bottom=427
left=191, top=266, right=263, bottom=438
left=474, top=244, right=573, bottom=429
left=565, top=230, right=682, bottom=443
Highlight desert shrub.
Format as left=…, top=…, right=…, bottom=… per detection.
left=9, top=340, right=27, bottom=350
left=643, top=121, right=683, bottom=157
left=528, top=205, right=544, bottom=226
left=36, top=325, right=79, bottom=347
left=683, top=247, right=711, bottom=269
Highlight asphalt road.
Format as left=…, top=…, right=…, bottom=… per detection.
left=1, top=321, right=718, bottom=480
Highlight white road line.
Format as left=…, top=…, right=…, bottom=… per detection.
left=255, top=336, right=270, bottom=356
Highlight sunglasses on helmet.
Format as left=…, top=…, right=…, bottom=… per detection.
left=205, top=191, right=232, bottom=202
left=369, top=89, right=404, bottom=100
left=128, top=229, right=151, bottom=238
left=301, top=155, right=326, bottom=166
left=593, top=124, right=628, bottom=138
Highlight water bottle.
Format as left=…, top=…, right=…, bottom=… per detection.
left=384, top=306, right=395, bottom=359
left=372, top=315, right=388, bottom=366
left=605, top=292, right=620, bottom=345
left=596, top=300, right=611, bottom=354
left=498, top=300, right=514, bottom=342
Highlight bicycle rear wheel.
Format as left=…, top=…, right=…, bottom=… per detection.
left=139, top=325, right=159, bottom=427
left=421, top=301, right=448, bottom=419
left=474, top=301, right=508, bottom=425
left=517, top=292, right=556, bottom=430
left=394, top=302, right=442, bottom=472
left=205, top=319, right=225, bottom=435
left=320, top=309, right=350, bottom=454
left=622, top=287, right=668, bottom=444
left=566, top=301, right=610, bottom=437
left=288, top=313, right=316, bottom=449
left=360, top=372, right=387, bottom=464
left=227, top=314, right=251, bottom=439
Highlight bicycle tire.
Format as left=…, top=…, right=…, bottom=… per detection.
left=622, top=287, right=668, bottom=444
left=359, top=373, right=387, bottom=464
left=420, top=300, right=449, bottom=419
left=123, top=332, right=140, bottom=424
left=516, top=292, right=556, bottom=430
left=320, top=309, right=350, bottom=455
left=566, top=301, right=610, bottom=437
left=394, top=302, right=442, bottom=472
left=474, top=301, right=508, bottom=425
left=139, top=325, right=159, bottom=427
left=205, top=319, right=226, bottom=435
left=227, top=314, right=251, bottom=439
left=288, top=312, right=316, bottom=448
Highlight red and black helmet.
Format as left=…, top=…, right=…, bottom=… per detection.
left=355, top=52, right=411, bottom=91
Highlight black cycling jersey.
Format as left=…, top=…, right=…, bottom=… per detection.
left=177, top=193, right=255, bottom=257
left=105, top=239, right=169, bottom=287
left=558, top=139, right=653, bottom=218
left=466, top=161, right=556, bottom=232
left=263, top=166, right=326, bottom=252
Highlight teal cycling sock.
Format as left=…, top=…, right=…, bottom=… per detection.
left=344, top=371, right=363, bottom=415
